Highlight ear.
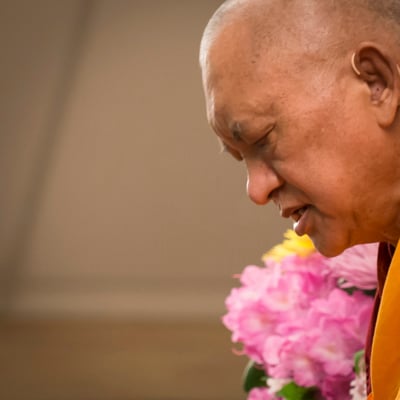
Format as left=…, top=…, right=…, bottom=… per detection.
left=351, top=41, right=400, bottom=128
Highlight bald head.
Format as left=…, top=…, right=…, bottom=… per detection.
left=200, top=0, right=400, bottom=74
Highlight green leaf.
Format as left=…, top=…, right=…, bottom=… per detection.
left=354, top=349, right=365, bottom=375
left=362, top=289, right=376, bottom=297
left=277, top=382, right=320, bottom=400
left=341, top=286, right=357, bottom=295
left=340, top=286, right=376, bottom=298
left=242, top=360, right=267, bottom=393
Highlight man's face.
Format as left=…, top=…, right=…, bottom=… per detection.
left=202, top=35, right=399, bottom=256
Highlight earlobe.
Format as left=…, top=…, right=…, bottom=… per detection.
left=351, top=42, right=400, bottom=128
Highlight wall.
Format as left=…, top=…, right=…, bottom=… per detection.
left=0, top=0, right=290, bottom=319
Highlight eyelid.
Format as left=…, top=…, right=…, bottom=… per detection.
left=254, top=124, right=275, bottom=147
left=264, top=124, right=275, bottom=137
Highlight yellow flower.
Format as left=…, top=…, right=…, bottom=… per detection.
left=262, top=230, right=315, bottom=262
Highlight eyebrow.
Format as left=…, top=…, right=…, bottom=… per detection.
left=217, top=138, right=243, bottom=161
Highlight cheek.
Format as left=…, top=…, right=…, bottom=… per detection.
left=273, top=105, right=361, bottom=200
left=283, top=152, right=354, bottom=211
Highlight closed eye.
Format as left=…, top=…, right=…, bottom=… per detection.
left=253, top=125, right=275, bottom=149
left=254, top=135, right=268, bottom=148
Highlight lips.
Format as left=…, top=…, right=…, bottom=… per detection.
left=278, top=203, right=311, bottom=236
left=280, top=205, right=309, bottom=221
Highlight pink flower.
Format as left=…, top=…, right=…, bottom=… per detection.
left=223, top=239, right=376, bottom=399
left=307, top=290, right=365, bottom=376
left=248, top=387, right=282, bottom=400
left=321, top=375, right=353, bottom=400
left=326, top=243, right=378, bottom=290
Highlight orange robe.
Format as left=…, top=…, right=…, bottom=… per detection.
left=368, top=243, right=400, bottom=399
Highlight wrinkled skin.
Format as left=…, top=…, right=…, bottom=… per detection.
left=201, top=11, right=400, bottom=256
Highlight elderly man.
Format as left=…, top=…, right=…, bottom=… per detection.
left=200, top=1, right=400, bottom=399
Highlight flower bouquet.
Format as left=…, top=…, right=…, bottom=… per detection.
left=223, top=230, right=378, bottom=400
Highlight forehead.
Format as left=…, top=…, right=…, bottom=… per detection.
left=204, top=45, right=289, bottom=135
left=204, top=31, right=267, bottom=117
left=205, top=33, right=338, bottom=119
left=204, top=54, right=340, bottom=147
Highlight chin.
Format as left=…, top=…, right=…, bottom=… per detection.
left=309, top=235, right=347, bottom=258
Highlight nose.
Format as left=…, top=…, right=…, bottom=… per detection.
left=246, top=160, right=282, bottom=205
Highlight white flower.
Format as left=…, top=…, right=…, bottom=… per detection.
left=266, top=377, right=291, bottom=393
left=349, top=371, right=367, bottom=400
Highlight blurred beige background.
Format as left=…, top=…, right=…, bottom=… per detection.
left=0, top=1, right=289, bottom=399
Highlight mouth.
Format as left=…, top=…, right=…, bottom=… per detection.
left=281, top=205, right=310, bottom=221
left=291, top=206, right=309, bottom=222
left=280, top=204, right=312, bottom=236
